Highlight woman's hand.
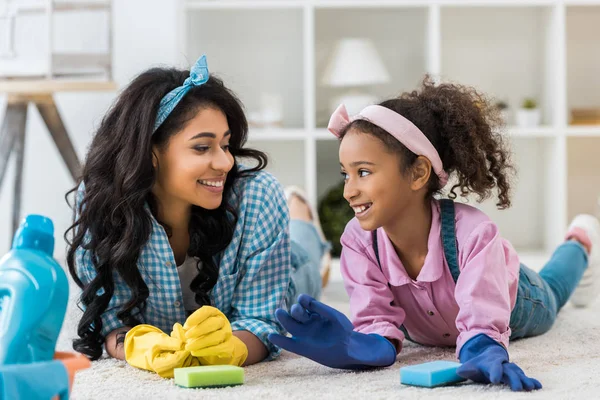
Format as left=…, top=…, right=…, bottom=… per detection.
left=183, top=306, right=249, bottom=366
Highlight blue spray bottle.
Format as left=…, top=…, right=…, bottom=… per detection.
left=0, top=215, right=69, bottom=365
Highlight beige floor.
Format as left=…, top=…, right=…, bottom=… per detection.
left=57, top=277, right=600, bottom=400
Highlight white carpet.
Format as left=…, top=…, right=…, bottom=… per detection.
left=58, top=279, right=600, bottom=400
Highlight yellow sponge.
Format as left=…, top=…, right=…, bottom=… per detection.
left=174, top=365, right=244, bottom=388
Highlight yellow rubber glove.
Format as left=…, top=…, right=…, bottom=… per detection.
left=183, top=306, right=233, bottom=353
left=194, top=335, right=248, bottom=367
left=124, top=324, right=198, bottom=378
left=182, top=306, right=248, bottom=367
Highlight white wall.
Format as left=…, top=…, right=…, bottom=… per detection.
left=0, top=0, right=179, bottom=260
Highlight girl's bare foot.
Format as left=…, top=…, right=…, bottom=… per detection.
left=288, top=194, right=312, bottom=222
left=284, top=186, right=332, bottom=289
left=565, top=214, right=600, bottom=307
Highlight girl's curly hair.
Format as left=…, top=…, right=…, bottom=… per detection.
left=340, top=76, right=515, bottom=209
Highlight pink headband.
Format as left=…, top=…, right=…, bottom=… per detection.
left=328, top=104, right=449, bottom=186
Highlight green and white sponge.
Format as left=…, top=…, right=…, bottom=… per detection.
left=174, top=365, right=244, bottom=388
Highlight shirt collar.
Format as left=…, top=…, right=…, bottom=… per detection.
left=376, top=200, right=445, bottom=286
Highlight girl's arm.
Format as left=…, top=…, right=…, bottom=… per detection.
left=454, top=220, right=519, bottom=356
left=454, top=221, right=542, bottom=393
left=340, top=227, right=406, bottom=353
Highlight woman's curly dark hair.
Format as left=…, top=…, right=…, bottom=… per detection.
left=64, top=67, right=267, bottom=360
left=339, top=76, right=514, bottom=209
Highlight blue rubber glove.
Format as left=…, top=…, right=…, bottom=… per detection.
left=457, top=334, right=542, bottom=391
left=267, top=294, right=397, bottom=370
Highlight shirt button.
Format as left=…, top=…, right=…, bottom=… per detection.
left=166, top=261, right=172, bottom=267
left=427, top=310, right=435, bottom=316
left=174, top=301, right=181, bottom=307
left=443, top=333, right=451, bottom=338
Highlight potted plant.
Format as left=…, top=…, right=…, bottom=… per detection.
left=516, top=98, right=541, bottom=128
left=318, top=180, right=355, bottom=257
left=495, top=100, right=510, bottom=124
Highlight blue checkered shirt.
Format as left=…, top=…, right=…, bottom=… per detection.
left=75, top=170, right=292, bottom=359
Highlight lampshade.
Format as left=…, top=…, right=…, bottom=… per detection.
left=321, top=38, right=390, bottom=87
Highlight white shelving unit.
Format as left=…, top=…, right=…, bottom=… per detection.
left=179, top=0, right=600, bottom=261
left=0, top=0, right=112, bottom=79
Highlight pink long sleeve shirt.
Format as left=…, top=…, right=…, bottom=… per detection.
left=340, top=200, right=520, bottom=357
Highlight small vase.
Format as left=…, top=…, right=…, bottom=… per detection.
left=516, top=109, right=541, bottom=128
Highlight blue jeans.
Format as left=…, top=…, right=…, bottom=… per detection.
left=287, top=220, right=330, bottom=304
left=510, top=241, right=588, bottom=339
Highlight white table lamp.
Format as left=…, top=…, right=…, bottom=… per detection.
left=321, top=38, right=391, bottom=115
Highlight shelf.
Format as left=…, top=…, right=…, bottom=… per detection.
left=248, top=128, right=308, bottom=141
left=313, top=127, right=557, bottom=139
left=184, top=0, right=303, bottom=9
left=15, top=1, right=111, bottom=14
left=51, top=53, right=111, bottom=77
left=314, top=129, right=336, bottom=140
left=566, top=126, right=600, bottom=136
left=0, top=79, right=116, bottom=93
left=315, top=1, right=434, bottom=8
left=181, top=0, right=597, bottom=7
left=435, top=0, right=555, bottom=6
left=565, top=0, right=600, bottom=5
left=506, top=126, right=556, bottom=137
left=190, top=0, right=562, bottom=7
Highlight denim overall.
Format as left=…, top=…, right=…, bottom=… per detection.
left=372, top=199, right=588, bottom=343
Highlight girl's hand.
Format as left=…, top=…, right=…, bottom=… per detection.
left=457, top=334, right=542, bottom=391
left=268, top=294, right=396, bottom=369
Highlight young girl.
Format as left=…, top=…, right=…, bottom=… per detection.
left=269, top=78, right=600, bottom=391
left=66, top=55, right=328, bottom=370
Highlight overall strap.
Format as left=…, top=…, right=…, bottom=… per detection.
left=371, top=229, right=412, bottom=341
left=439, top=199, right=460, bottom=283
left=372, top=230, right=381, bottom=268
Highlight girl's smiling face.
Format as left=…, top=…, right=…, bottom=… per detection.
left=339, top=128, right=425, bottom=232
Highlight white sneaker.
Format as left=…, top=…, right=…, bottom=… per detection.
left=284, top=186, right=332, bottom=288
left=567, top=214, right=600, bottom=307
